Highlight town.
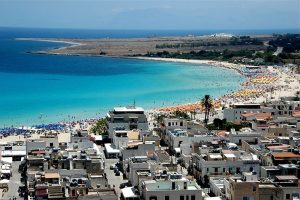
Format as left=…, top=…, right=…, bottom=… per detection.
left=1, top=96, right=300, bottom=200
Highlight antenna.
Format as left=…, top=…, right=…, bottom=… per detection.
left=133, top=98, right=136, bottom=108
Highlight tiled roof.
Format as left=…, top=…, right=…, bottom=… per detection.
left=272, top=152, right=300, bottom=159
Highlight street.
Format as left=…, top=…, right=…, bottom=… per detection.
left=98, top=145, right=124, bottom=197
left=3, top=161, right=22, bottom=200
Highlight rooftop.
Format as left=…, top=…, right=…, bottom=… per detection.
left=144, top=179, right=201, bottom=191
left=45, top=172, right=60, bottom=179
left=272, top=152, right=300, bottom=159
left=113, top=106, right=144, bottom=113
left=121, top=187, right=140, bottom=198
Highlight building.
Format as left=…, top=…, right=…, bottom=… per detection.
left=142, top=172, right=203, bottom=200
left=224, top=173, right=259, bottom=200
left=229, top=128, right=261, bottom=145
left=107, top=106, right=149, bottom=138
left=224, top=103, right=276, bottom=124
left=259, top=176, right=300, bottom=200
left=192, top=147, right=260, bottom=185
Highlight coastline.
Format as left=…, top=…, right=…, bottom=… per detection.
left=16, top=38, right=83, bottom=50
left=10, top=38, right=300, bottom=120
left=133, top=57, right=300, bottom=112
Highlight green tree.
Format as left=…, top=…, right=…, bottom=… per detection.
left=201, top=95, right=213, bottom=126
left=90, top=118, right=107, bottom=135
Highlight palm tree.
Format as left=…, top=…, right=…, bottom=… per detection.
left=295, top=91, right=300, bottom=101
left=201, top=95, right=213, bottom=126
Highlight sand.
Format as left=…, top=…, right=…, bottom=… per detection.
left=137, top=57, right=300, bottom=112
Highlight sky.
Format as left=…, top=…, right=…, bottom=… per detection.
left=0, top=0, right=299, bottom=30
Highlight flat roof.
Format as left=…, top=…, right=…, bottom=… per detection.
left=94, top=135, right=103, bottom=141
left=121, top=187, right=139, bottom=198
left=276, top=175, right=298, bottom=180
left=209, top=154, right=222, bottom=159
left=1, top=169, right=11, bottom=174
left=113, top=107, right=144, bottom=112
left=1, top=150, right=26, bottom=156
left=45, top=172, right=60, bottom=179
left=104, top=143, right=120, bottom=154
left=224, top=153, right=236, bottom=158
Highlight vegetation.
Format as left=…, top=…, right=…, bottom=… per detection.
left=201, top=95, right=213, bottom=126
left=154, top=114, right=167, bottom=127
left=294, top=91, right=300, bottom=101
left=207, top=118, right=251, bottom=131
left=147, top=34, right=300, bottom=65
left=229, top=36, right=263, bottom=45
left=154, top=110, right=190, bottom=127
left=172, top=110, right=190, bottom=119
left=269, top=34, right=300, bottom=53
left=90, top=118, right=108, bottom=135
left=155, top=36, right=262, bottom=49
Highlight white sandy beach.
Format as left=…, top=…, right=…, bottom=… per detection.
left=136, top=57, right=300, bottom=111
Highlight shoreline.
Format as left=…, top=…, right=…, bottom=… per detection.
left=16, top=38, right=83, bottom=50
left=133, top=57, right=300, bottom=112
left=3, top=38, right=299, bottom=126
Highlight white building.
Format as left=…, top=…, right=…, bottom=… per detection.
left=113, top=130, right=140, bottom=149
left=192, top=149, right=260, bottom=184
left=107, top=106, right=149, bottom=138
left=229, top=128, right=261, bottom=145
left=142, top=172, right=203, bottom=200
left=165, top=129, right=219, bottom=153
left=224, top=103, right=276, bottom=124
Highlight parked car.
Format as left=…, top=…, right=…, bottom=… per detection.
left=114, top=168, right=119, bottom=173
left=119, top=182, right=132, bottom=189
left=110, top=165, right=115, bottom=170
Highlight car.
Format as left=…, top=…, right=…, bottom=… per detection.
left=114, top=168, right=119, bottom=173
left=119, top=182, right=132, bottom=189
left=110, top=165, right=115, bottom=170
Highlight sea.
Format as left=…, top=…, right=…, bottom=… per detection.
left=0, top=27, right=298, bottom=127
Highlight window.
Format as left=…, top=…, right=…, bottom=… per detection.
left=242, top=197, right=248, bottom=200
left=150, top=196, right=157, bottom=200
left=207, top=168, right=209, bottom=172
left=165, top=196, right=169, bottom=200
left=180, top=196, right=184, bottom=200
left=223, top=168, right=226, bottom=173
left=214, top=168, right=218, bottom=173
left=286, top=194, right=290, bottom=199
left=168, top=122, right=171, bottom=126
left=180, top=122, right=183, bottom=126
left=191, top=195, right=195, bottom=200
left=80, top=189, right=84, bottom=195
left=73, top=163, right=76, bottom=169
left=186, top=196, right=189, bottom=200
left=50, top=143, right=53, bottom=147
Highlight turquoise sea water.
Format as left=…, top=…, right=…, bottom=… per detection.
left=0, top=28, right=251, bottom=126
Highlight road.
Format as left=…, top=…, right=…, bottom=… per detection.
left=273, top=47, right=283, bottom=56
left=2, top=161, right=22, bottom=200
left=98, top=145, right=124, bottom=197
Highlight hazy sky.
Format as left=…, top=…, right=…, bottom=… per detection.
left=0, top=0, right=299, bottom=30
